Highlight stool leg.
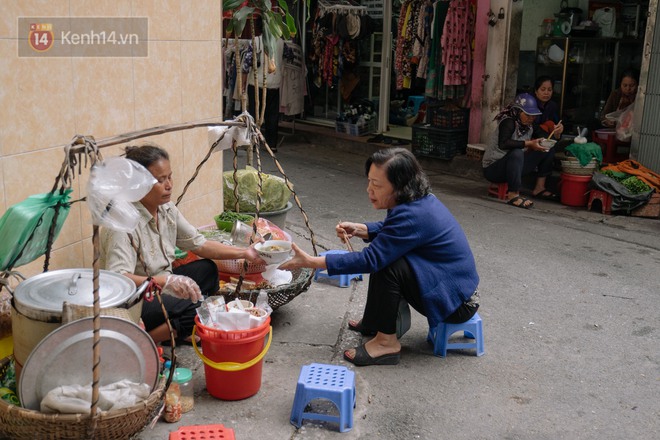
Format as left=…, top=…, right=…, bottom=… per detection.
left=290, top=385, right=307, bottom=428
left=476, top=319, right=485, bottom=356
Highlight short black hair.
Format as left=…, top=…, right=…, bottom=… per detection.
left=620, top=69, right=639, bottom=84
left=124, top=143, right=169, bottom=169
left=365, top=147, right=430, bottom=204
left=534, top=75, right=554, bottom=91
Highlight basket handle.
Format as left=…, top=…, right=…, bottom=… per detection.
left=191, top=326, right=272, bottom=372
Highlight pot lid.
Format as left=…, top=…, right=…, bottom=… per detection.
left=13, top=269, right=135, bottom=314
left=18, top=316, right=159, bottom=410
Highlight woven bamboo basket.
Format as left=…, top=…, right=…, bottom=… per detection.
left=220, top=267, right=314, bottom=310
left=561, top=156, right=599, bottom=176
left=0, top=356, right=167, bottom=440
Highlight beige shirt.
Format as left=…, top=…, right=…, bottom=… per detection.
left=100, top=202, right=206, bottom=277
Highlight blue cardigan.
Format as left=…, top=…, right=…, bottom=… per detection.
left=326, top=194, right=479, bottom=326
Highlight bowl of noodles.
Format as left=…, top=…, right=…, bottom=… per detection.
left=254, top=240, right=292, bottom=265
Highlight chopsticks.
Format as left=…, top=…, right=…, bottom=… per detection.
left=339, top=220, right=354, bottom=252
left=545, top=119, right=562, bottom=141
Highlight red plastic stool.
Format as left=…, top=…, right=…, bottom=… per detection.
left=587, top=189, right=613, bottom=214
left=169, top=424, right=235, bottom=440
left=487, top=183, right=508, bottom=200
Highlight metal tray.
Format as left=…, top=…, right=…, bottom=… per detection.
left=18, top=316, right=159, bottom=411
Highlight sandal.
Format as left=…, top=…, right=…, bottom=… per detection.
left=507, top=195, right=534, bottom=209
left=343, top=344, right=400, bottom=366
left=532, top=189, right=559, bottom=201
left=347, top=319, right=377, bottom=336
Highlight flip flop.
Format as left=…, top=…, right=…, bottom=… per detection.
left=532, top=190, right=559, bottom=201
left=347, top=319, right=377, bottom=336
left=343, top=344, right=401, bottom=366
left=507, top=195, right=534, bottom=209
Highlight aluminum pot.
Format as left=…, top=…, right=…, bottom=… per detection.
left=11, top=269, right=146, bottom=379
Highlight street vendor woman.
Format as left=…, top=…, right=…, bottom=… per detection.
left=100, top=143, right=264, bottom=344
left=280, top=148, right=480, bottom=366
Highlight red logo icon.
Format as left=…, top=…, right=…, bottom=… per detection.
left=28, top=23, right=54, bottom=52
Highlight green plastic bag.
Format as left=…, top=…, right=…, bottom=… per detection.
left=0, top=190, right=72, bottom=271
left=223, top=166, right=292, bottom=213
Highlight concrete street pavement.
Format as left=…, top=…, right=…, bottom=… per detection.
left=144, top=135, right=659, bottom=440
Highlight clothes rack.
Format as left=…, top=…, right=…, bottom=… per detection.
left=318, top=0, right=367, bottom=15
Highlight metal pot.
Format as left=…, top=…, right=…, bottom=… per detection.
left=13, top=269, right=140, bottom=322
left=11, top=269, right=146, bottom=379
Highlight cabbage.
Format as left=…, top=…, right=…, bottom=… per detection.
left=223, top=166, right=292, bottom=212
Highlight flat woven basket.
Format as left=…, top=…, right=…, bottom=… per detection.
left=0, top=356, right=166, bottom=440
left=561, top=157, right=598, bottom=176
left=221, top=267, right=314, bottom=310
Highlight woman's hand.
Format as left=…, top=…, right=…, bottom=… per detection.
left=337, top=221, right=367, bottom=241
left=278, top=243, right=311, bottom=271
left=244, top=243, right=266, bottom=265
left=526, top=138, right=545, bottom=152
left=162, top=274, right=203, bottom=303
left=553, top=121, right=564, bottom=139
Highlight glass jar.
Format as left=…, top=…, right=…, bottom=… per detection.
left=163, top=382, right=182, bottom=423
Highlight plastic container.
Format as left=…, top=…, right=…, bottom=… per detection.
left=541, top=18, right=555, bottom=37
left=192, top=316, right=272, bottom=400
left=173, top=367, right=194, bottom=413
left=560, top=173, right=592, bottom=207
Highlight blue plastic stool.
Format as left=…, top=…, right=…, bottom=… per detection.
left=407, top=95, right=425, bottom=114
left=290, top=363, right=356, bottom=433
left=427, top=312, right=484, bottom=357
left=314, top=250, right=363, bottom=288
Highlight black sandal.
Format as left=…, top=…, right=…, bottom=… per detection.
left=347, top=319, right=377, bottom=336
left=507, top=195, right=534, bottom=209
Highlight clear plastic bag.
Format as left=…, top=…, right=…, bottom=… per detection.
left=86, top=158, right=157, bottom=232
left=615, top=103, right=634, bottom=142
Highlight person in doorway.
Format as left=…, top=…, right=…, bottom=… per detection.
left=482, top=93, right=557, bottom=209
left=100, top=143, right=264, bottom=344
left=600, top=69, right=639, bottom=127
left=533, top=75, right=564, bottom=139
left=279, top=148, right=480, bottom=367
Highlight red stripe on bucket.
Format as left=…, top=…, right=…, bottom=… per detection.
left=193, top=316, right=271, bottom=400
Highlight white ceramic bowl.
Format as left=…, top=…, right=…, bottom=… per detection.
left=540, top=139, right=556, bottom=150
left=255, top=240, right=292, bottom=265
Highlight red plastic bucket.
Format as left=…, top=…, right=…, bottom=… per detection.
left=192, top=316, right=271, bottom=400
left=560, top=173, right=592, bottom=207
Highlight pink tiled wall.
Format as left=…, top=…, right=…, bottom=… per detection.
left=0, top=1, right=224, bottom=279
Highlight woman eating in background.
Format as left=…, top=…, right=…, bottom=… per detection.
left=533, top=75, right=564, bottom=139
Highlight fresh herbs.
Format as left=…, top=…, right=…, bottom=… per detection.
left=599, top=170, right=652, bottom=194
left=215, top=211, right=254, bottom=223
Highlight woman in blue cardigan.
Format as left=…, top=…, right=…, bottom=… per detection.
left=280, top=148, right=480, bottom=366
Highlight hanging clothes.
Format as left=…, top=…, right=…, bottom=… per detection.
left=441, top=0, right=474, bottom=86
left=424, top=0, right=450, bottom=98
left=309, top=0, right=371, bottom=90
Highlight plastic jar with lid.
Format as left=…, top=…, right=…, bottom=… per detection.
left=541, top=18, right=555, bottom=37
left=172, top=367, right=194, bottom=413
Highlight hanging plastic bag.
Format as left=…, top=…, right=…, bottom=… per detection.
left=0, top=189, right=72, bottom=271
left=615, top=103, right=634, bottom=142
left=86, top=158, right=156, bottom=232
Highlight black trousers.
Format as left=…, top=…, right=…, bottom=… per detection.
left=360, top=258, right=477, bottom=335
left=141, top=259, right=219, bottom=339
left=483, top=148, right=555, bottom=193
left=248, top=84, right=280, bottom=149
